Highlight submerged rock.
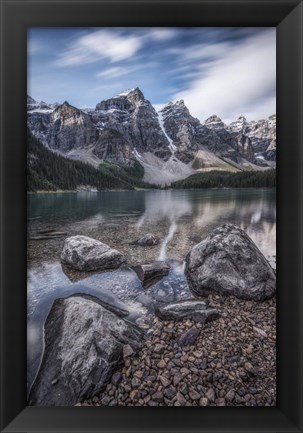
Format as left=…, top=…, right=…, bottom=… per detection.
left=29, top=294, right=143, bottom=406
left=132, top=261, right=170, bottom=288
left=151, top=281, right=175, bottom=303
left=61, top=235, right=125, bottom=271
left=185, top=223, right=276, bottom=300
left=133, top=233, right=158, bottom=246
left=155, top=299, right=220, bottom=323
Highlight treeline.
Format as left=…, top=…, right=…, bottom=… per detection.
left=27, top=131, right=152, bottom=191
left=171, top=169, right=276, bottom=189
left=99, top=161, right=154, bottom=189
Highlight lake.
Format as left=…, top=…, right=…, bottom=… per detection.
left=27, top=188, right=276, bottom=391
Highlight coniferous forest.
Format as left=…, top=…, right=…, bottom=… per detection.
left=27, top=130, right=153, bottom=191
left=170, top=169, right=276, bottom=189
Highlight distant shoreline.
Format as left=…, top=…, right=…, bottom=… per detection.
left=27, top=186, right=276, bottom=194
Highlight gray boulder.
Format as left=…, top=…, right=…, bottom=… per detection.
left=29, top=294, right=143, bottom=406
left=133, top=261, right=170, bottom=288
left=61, top=235, right=125, bottom=271
left=185, top=223, right=276, bottom=300
left=155, top=299, right=220, bottom=323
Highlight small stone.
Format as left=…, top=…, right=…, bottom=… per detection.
left=180, top=367, right=191, bottom=375
left=51, top=378, right=58, bottom=385
left=111, top=372, right=122, bottom=387
left=205, top=388, right=215, bottom=402
left=199, top=397, right=209, bottom=406
left=179, top=383, right=189, bottom=395
left=176, top=392, right=187, bottom=406
left=159, top=376, right=171, bottom=387
left=173, top=374, right=182, bottom=386
left=147, top=375, right=157, bottom=383
left=131, top=377, right=141, bottom=388
left=244, top=362, right=256, bottom=375
left=152, top=391, right=164, bottom=402
left=193, top=351, right=203, bottom=358
left=225, top=389, right=235, bottom=402
left=189, top=389, right=201, bottom=401
left=246, top=344, right=254, bottom=354
left=123, top=344, right=134, bottom=359
left=157, top=359, right=167, bottom=369
left=144, top=395, right=151, bottom=404
left=133, top=370, right=144, bottom=379
left=215, top=398, right=226, bottom=406
left=148, top=400, right=159, bottom=406
left=178, top=327, right=200, bottom=347
left=164, top=386, right=177, bottom=400
left=101, top=396, right=111, bottom=406
left=130, top=390, right=139, bottom=401
left=253, top=327, right=268, bottom=338
left=249, top=387, right=258, bottom=395
left=154, top=344, right=165, bottom=354
left=108, top=400, right=117, bottom=406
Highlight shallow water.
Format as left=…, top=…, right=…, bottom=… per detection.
left=27, top=188, right=276, bottom=391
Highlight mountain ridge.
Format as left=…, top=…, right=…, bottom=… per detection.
left=27, top=88, right=276, bottom=186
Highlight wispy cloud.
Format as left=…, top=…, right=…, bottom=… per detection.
left=148, top=28, right=178, bottom=41
left=96, top=67, right=129, bottom=79
left=28, top=39, right=44, bottom=56
left=55, top=30, right=143, bottom=66
left=172, top=30, right=276, bottom=122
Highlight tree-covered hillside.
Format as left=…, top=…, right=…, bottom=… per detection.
left=27, top=131, right=152, bottom=191
left=171, top=169, right=276, bottom=189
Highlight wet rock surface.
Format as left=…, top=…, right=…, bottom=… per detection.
left=132, top=261, right=170, bottom=288
left=82, top=293, right=276, bottom=407
left=185, top=223, right=276, bottom=300
left=61, top=235, right=125, bottom=272
left=155, top=299, right=220, bottom=323
left=29, top=294, right=144, bottom=406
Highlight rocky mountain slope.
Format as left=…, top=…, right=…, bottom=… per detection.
left=27, top=89, right=276, bottom=185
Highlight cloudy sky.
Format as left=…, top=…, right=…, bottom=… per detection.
left=28, top=27, right=275, bottom=123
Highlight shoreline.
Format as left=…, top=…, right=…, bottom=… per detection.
left=27, top=186, right=276, bottom=195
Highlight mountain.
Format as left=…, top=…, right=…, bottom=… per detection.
left=27, top=129, right=153, bottom=192
left=27, top=89, right=276, bottom=186
left=228, top=114, right=276, bottom=163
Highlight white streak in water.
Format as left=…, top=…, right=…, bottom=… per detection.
left=157, top=220, right=178, bottom=261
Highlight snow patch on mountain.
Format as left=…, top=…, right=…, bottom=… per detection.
left=157, top=111, right=177, bottom=153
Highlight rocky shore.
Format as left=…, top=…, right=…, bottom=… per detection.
left=28, top=223, right=276, bottom=407
left=80, top=293, right=276, bottom=407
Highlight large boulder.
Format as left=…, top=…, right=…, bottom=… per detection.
left=29, top=294, right=143, bottom=406
left=185, top=223, right=276, bottom=300
left=155, top=299, right=220, bottom=323
left=61, top=235, right=125, bottom=271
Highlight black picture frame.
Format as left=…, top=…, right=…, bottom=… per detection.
left=0, top=0, right=302, bottom=432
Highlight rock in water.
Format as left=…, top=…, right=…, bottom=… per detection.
left=61, top=235, right=125, bottom=271
left=132, top=262, right=170, bottom=288
left=134, top=233, right=158, bottom=246
left=29, top=295, right=143, bottom=406
left=155, top=299, right=220, bottom=323
left=185, top=223, right=276, bottom=300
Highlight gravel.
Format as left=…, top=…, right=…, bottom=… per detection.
left=81, top=293, right=276, bottom=406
